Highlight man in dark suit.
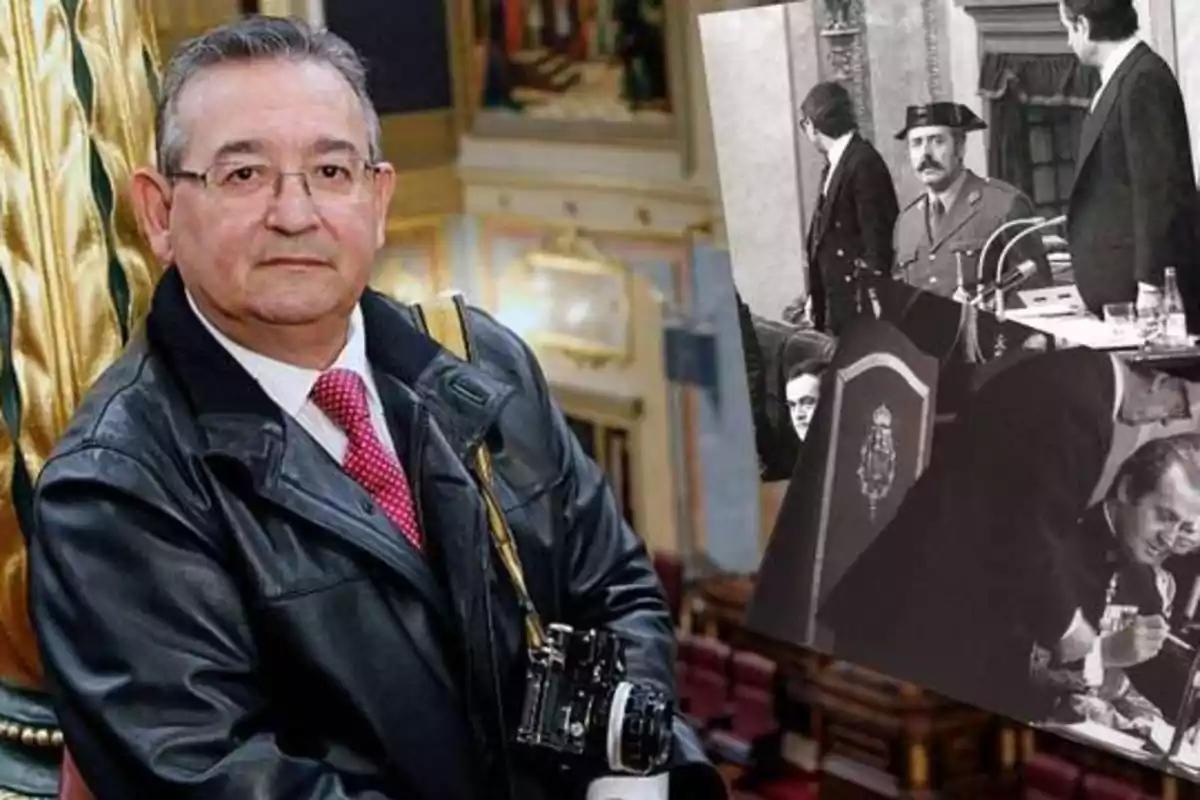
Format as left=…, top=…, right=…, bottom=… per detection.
left=27, top=17, right=721, bottom=800
left=1060, top=0, right=1200, bottom=328
left=817, top=348, right=1196, bottom=722
left=1031, top=464, right=1200, bottom=727
left=798, top=81, right=899, bottom=334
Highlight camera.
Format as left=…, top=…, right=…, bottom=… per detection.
left=515, top=623, right=673, bottom=776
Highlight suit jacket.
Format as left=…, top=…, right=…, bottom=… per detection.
left=28, top=268, right=721, bottom=800
left=895, top=170, right=1052, bottom=299
left=818, top=348, right=1120, bottom=720
left=806, top=133, right=899, bottom=334
left=1048, top=506, right=1194, bottom=720
left=1068, top=42, right=1200, bottom=326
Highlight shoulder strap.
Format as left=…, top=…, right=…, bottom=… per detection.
left=411, top=294, right=546, bottom=649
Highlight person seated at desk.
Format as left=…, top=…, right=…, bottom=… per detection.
left=817, top=347, right=1196, bottom=724
left=1030, top=435, right=1200, bottom=732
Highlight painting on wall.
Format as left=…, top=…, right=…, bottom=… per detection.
left=465, top=0, right=676, bottom=140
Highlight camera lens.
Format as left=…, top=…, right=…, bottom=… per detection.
left=606, top=682, right=673, bottom=775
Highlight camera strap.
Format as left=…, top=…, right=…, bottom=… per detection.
left=412, top=293, right=547, bottom=650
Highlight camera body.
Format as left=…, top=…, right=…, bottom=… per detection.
left=515, top=623, right=673, bottom=776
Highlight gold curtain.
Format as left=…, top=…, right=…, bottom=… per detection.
left=0, top=0, right=162, bottom=794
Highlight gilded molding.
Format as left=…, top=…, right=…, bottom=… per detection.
left=387, top=164, right=463, bottom=219
left=379, top=110, right=457, bottom=172
left=0, top=720, right=61, bottom=749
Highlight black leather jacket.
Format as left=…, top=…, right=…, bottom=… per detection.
left=29, top=268, right=722, bottom=800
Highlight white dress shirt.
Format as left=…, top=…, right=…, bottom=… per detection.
left=823, top=131, right=855, bottom=195
left=186, top=292, right=397, bottom=461
left=190, top=296, right=667, bottom=799
left=1090, top=37, right=1141, bottom=113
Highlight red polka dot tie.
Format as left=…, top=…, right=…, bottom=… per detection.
left=310, top=368, right=423, bottom=551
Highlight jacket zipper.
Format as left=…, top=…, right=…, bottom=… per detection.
left=409, top=411, right=430, bottom=532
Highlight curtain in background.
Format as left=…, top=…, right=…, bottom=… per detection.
left=978, top=52, right=1099, bottom=199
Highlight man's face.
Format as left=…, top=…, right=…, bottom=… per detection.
left=134, top=58, right=395, bottom=331
left=906, top=125, right=964, bottom=192
left=786, top=373, right=821, bottom=441
left=1115, top=463, right=1200, bottom=566
left=799, top=117, right=824, bottom=154
left=1059, top=3, right=1097, bottom=65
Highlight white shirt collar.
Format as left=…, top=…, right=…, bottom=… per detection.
left=1093, top=37, right=1141, bottom=109
left=186, top=291, right=376, bottom=418
left=823, top=132, right=855, bottom=194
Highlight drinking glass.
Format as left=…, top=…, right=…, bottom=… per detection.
left=1103, top=302, right=1137, bottom=337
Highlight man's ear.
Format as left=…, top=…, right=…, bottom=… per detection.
left=370, top=161, right=397, bottom=248
left=130, top=167, right=174, bottom=265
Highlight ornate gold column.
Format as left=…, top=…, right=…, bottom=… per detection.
left=0, top=0, right=161, bottom=794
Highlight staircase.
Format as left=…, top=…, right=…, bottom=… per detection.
left=511, top=48, right=581, bottom=94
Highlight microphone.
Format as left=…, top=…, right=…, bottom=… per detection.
left=971, top=259, right=1040, bottom=307
left=993, top=215, right=1068, bottom=323
left=979, top=216, right=1047, bottom=295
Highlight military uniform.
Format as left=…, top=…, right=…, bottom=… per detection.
left=894, top=169, right=1052, bottom=299
left=877, top=103, right=1058, bottom=415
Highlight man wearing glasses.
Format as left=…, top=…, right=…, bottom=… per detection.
left=27, top=16, right=720, bottom=800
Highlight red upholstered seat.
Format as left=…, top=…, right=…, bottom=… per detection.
left=708, top=651, right=779, bottom=765
left=59, top=750, right=93, bottom=800
left=1022, top=752, right=1083, bottom=799
left=680, top=636, right=731, bottom=729
left=1081, top=773, right=1152, bottom=800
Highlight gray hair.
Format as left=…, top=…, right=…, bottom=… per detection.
left=155, top=16, right=383, bottom=174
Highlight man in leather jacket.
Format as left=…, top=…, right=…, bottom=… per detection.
left=27, top=17, right=722, bottom=800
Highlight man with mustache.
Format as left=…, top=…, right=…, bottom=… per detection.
left=26, top=16, right=721, bottom=800
left=893, top=103, right=1052, bottom=300
left=887, top=103, right=1054, bottom=414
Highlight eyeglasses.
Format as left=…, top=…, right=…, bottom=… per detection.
left=168, top=155, right=380, bottom=202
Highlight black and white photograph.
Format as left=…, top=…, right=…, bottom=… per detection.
left=702, top=0, right=1200, bottom=795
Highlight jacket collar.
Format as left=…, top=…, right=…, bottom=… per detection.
left=145, top=266, right=516, bottom=466
left=1076, top=41, right=1150, bottom=176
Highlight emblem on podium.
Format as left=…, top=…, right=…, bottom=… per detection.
left=858, top=403, right=897, bottom=519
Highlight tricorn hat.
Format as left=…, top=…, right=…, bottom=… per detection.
left=894, top=102, right=987, bottom=140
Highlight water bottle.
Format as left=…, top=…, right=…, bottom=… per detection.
left=1163, top=266, right=1188, bottom=347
